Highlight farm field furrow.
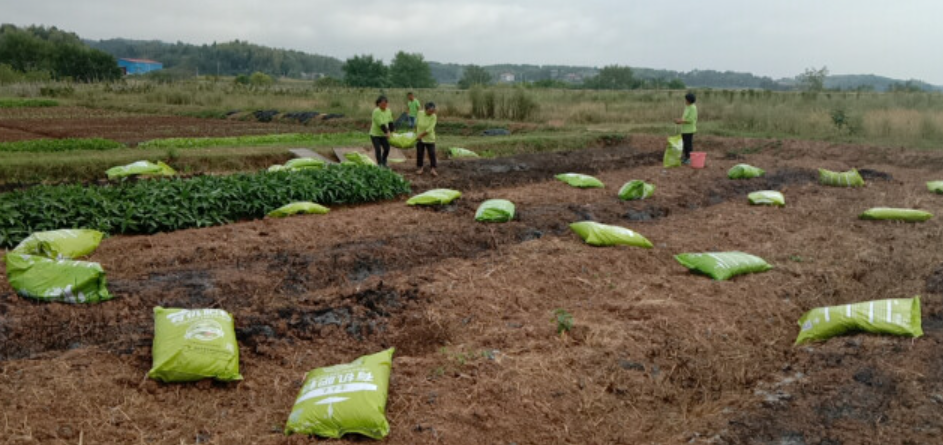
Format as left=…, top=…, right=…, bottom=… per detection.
left=3, top=138, right=943, bottom=444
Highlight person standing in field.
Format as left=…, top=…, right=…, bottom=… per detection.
left=674, top=92, right=698, bottom=165
left=370, top=95, right=394, bottom=167
left=406, top=92, right=421, bottom=129
left=415, top=102, right=438, bottom=176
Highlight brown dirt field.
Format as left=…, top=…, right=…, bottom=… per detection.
left=3, top=136, right=943, bottom=444
left=0, top=107, right=317, bottom=145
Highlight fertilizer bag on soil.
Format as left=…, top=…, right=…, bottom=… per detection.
left=4, top=254, right=112, bottom=303
left=285, top=348, right=394, bottom=439
left=675, top=252, right=772, bottom=281
left=268, top=202, right=330, bottom=218
left=618, top=180, right=655, bottom=201
left=859, top=207, right=933, bottom=222
left=748, top=191, right=785, bottom=207
left=345, top=152, right=377, bottom=166
left=555, top=173, right=604, bottom=189
left=927, top=181, right=943, bottom=194
left=570, top=221, right=653, bottom=248
left=819, top=168, right=865, bottom=187
left=795, top=297, right=923, bottom=345
left=728, top=164, right=766, bottom=180
left=106, top=161, right=176, bottom=180
left=448, top=147, right=480, bottom=158
left=407, top=189, right=462, bottom=206
left=389, top=132, right=417, bottom=149
left=148, top=307, right=243, bottom=383
left=284, top=158, right=326, bottom=171
left=475, top=199, right=515, bottom=223
left=664, top=135, right=683, bottom=168
left=12, top=229, right=104, bottom=259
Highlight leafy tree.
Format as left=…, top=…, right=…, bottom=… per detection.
left=0, top=24, right=121, bottom=82
left=583, top=65, right=641, bottom=90
left=531, top=79, right=570, bottom=89
left=666, top=78, right=686, bottom=90
left=797, top=66, right=829, bottom=92
left=389, top=51, right=436, bottom=88
left=888, top=80, right=923, bottom=93
left=458, top=64, right=492, bottom=89
left=249, top=71, right=274, bottom=86
left=342, top=55, right=388, bottom=88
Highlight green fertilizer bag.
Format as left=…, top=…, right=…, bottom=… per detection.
left=475, top=199, right=515, bottom=223
left=664, top=135, right=683, bottom=168
left=4, top=253, right=112, bottom=303
left=345, top=152, right=376, bottom=166
left=819, top=168, right=865, bottom=187
left=148, top=307, right=243, bottom=383
left=748, top=191, right=785, bottom=207
left=927, top=181, right=943, bottom=194
left=555, top=173, right=605, bottom=189
left=449, top=147, right=480, bottom=158
left=675, top=252, right=772, bottom=281
left=12, top=229, right=104, bottom=259
left=859, top=207, right=933, bottom=222
left=618, top=180, right=655, bottom=201
left=389, top=132, right=417, bottom=149
left=795, top=297, right=923, bottom=345
left=268, top=202, right=330, bottom=218
left=285, top=348, right=394, bottom=439
left=570, top=221, right=653, bottom=248
left=284, top=157, right=326, bottom=171
left=407, top=189, right=462, bottom=206
left=106, top=160, right=176, bottom=180
left=728, top=164, right=766, bottom=180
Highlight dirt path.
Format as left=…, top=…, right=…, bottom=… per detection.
left=2, top=136, right=943, bottom=444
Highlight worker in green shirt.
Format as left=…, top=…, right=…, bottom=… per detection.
left=406, top=92, right=421, bottom=129
left=415, top=102, right=438, bottom=176
left=370, top=95, right=394, bottom=167
left=674, top=92, right=698, bottom=165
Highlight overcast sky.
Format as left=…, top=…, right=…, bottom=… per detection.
left=3, top=0, right=941, bottom=83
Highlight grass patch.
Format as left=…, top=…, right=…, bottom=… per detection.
left=0, top=98, right=59, bottom=108
left=0, top=138, right=124, bottom=153
left=137, top=132, right=364, bottom=149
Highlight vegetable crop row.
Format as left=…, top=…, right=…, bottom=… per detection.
left=0, top=138, right=125, bottom=153
left=0, top=164, right=411, bottom=247
left=0, top=98, right=59, bottom=108
left=136, top=132, right=364, bottom=149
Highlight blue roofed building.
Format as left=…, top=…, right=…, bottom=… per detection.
left=118, top=58, right=163, bottom=75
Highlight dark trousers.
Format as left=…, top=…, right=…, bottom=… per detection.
left=682, top=133, right=694, bottom=160
left=416, top=141, right=437, bottom=168
left=371, top=136, right=391, bottom=166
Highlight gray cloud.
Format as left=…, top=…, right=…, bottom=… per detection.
left=3, top=0, right=940, bottom=83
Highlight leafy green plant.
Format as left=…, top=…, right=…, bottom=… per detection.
left=0, top=164, right=411, bottom=247
left=0, top=98, right=59, bottom=108
left=551, top=309, right=573, bottom=335
left=136, top=132, right=363, bottom=150
left=0, top=138, right=124, bottom=153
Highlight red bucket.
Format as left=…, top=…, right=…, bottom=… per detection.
left=690, top=152, right=707, bottom=169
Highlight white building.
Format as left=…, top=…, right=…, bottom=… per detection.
left=498, top=72, right=516, bottom=83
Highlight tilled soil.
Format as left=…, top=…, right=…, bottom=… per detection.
left=3, top=135, right=943, bottom=444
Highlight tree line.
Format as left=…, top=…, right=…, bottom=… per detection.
left=0, top=24, right=122, bottom=82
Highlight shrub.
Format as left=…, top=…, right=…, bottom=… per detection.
left=0, top=165, right=411, bottom=247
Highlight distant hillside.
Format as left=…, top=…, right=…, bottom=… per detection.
left=82, top=36, right=941, bottom=91
left=85, top=38, right=344, bottom=78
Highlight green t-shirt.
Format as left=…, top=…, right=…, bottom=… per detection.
left=681, top=104, right=698, bottom=134
left=407, top=99, right=421, bottom=117
left=416, top=111, right=437, bottom=143
left=370, top=107, right=393, bottom=137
